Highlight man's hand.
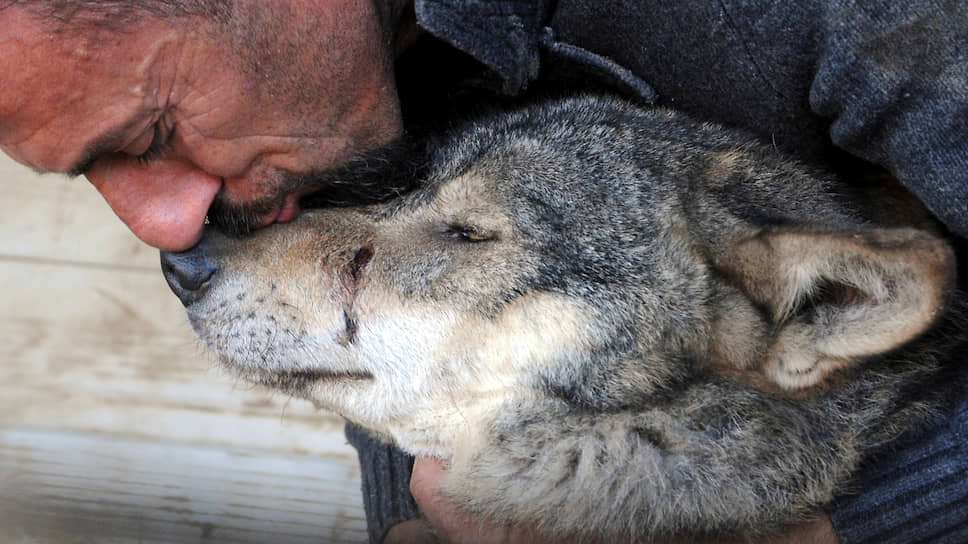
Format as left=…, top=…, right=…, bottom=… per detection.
left=403, top=456, right=549, bottom=543
left=387, top=456, right=841, bottom=544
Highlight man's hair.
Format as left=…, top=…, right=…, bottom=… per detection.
left=4, top=1, right=231, bottom=31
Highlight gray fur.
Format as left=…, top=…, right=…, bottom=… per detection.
left=166, top=95, right=963, bottom=541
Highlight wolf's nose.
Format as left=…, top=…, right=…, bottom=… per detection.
left=160, top=245, right=218, bottom=307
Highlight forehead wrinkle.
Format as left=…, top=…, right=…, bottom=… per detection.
left=174, top=105, right=318, bottom=158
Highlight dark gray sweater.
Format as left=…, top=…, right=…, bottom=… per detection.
left=349, top=1, right=968, bottom=542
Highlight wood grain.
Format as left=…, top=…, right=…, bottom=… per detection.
left=0, top=427, right=367, bottom=543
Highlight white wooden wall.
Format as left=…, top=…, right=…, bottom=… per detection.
left=0, top=155, right=368, bottom=543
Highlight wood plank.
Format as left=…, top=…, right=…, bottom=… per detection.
left=0, top=427, right=367, bottom=543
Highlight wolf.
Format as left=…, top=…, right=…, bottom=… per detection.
left=161, top=95, right=962, bottom=541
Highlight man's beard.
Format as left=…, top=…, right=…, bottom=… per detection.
left=206, top=136, right=427, bottom=237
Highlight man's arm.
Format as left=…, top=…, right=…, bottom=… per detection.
left=808, top=1, right=968, bottom=238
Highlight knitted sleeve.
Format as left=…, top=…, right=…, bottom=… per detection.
left=810, top=1, right=968, bottom=237
left=344, top=424, right=421, bottom=544
left=830, top=369, right=968, bottom=544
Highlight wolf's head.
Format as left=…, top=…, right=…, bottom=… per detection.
left=162, top=95, right=956, bottom=461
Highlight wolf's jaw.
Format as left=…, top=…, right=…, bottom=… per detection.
left=378, top=397, right=508, bottom=461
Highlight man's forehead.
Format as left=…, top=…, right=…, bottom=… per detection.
left=0, top=17, right=146, bottom=173
left=0, top=4, right=133, bottom=65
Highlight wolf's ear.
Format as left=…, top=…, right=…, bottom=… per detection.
left=720, top=228, right=955, bottom=390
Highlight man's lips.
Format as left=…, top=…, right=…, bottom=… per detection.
left=259, top=185, right=323, bottom=227
left=273, top=193, right=302, bottom=224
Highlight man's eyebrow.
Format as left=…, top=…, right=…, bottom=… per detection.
left=66, top=129, right=127, bottom=177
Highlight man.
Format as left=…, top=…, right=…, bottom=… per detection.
left=1, top=1, right=966, bottom=543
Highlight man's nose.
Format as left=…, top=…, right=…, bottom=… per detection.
left=84, top=156, right=223, bottom=251
left=160, top=241, right=219, bottom=307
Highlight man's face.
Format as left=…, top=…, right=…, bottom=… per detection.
left=0, top=2, right=405, bottom=250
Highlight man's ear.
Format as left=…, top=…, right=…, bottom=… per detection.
left=719, top=227, right=955, bottom=390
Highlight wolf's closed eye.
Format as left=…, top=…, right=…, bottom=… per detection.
left=446, top=225, right=495, bottom=242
